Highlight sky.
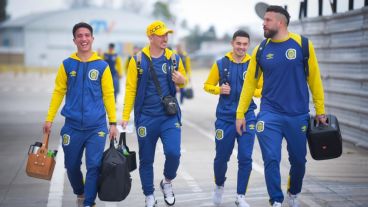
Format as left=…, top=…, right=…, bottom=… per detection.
left=6, top=0, right=366, bottom=37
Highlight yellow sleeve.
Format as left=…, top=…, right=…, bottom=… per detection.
left=122, top=57, right=138, bottom=121
left=46, top=64, right=67, bottom=122
left=185, top=56, right=192, bottom=77
left=124, top=57, right=130, bottom=76
left=307, top=40, right=325, bottom=115
left=101, top=66, right=117, bottom=123
left=203, top=62, right=221, bottom=95
left=177, top=58, right=187, bottom=88
left=236, top=47, right=260, bottom=119
left=253, top=73, right=263, bottom=98
left=116, top=56, right=123, bottom=77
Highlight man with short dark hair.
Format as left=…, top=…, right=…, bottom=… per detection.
left=236, top=6, right=327, bottom=207
left=204, top=30, right=262, bottom=207
left=43, top=22, right=117, bottom=207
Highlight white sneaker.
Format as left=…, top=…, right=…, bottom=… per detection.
left=212, top=185, right=224, bottom=206
left=160, top=180, right=175, bottom=206
left=272, top=202, right=282, bottom=207
left=287, top=193, right=300, bottom=207
left=145, top=194, right=157, bottom=207
left=235, top=194, right=250, bottom=207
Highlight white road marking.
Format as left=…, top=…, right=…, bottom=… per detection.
left=178, top=166, right=203, bottom=193
left=47, top=144, right=65, bottom=207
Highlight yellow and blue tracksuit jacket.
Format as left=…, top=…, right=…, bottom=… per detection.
left=46, top=52, right=116, bottom=129
left=122, top=46, right=187, bottom=125
left=204, top=52, right=262, bottom=122
left=236, top=32, right=325, bottom=119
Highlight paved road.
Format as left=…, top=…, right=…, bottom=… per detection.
left=0, top=70, right=367, bottom=207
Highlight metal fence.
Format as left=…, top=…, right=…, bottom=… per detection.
left=289, top=7, right=368, bottom=148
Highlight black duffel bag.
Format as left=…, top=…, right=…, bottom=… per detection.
left=98, top=140, right=132, bottom=201
left=307, top=114, right=342, bottom=160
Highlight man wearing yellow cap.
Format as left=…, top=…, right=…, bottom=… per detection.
left=122, top=20, right=187, bottom=207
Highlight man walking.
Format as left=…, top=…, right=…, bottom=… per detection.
left=103, top=43, right=123, bottom=100
left=121, top=20, right=186, bottom=207
left=204, top=30, right=261, bottom=207
left=236, top=6, right=327, bottom=207
left=43, top=22, right=118, bottom=207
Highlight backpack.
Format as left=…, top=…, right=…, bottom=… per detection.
left=255, top=35, right=309, bottom=78
left=218, top=56, right=231, bottom=85
left=98, top=140, right=132, bottom=201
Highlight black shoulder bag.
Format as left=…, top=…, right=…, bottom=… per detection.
left=149, top=61, right=178, bottom=116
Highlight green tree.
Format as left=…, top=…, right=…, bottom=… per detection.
left=153, top=1, right=174, bottom=22
left=0, top=0, right=8, bottom=22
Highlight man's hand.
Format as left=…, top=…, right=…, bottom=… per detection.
left=121, top=121, right=128, bottom=129
left=109, top=124, right=118, bottom=140
left=236, top=119, right=246, bottom=136
left=172, top=70, right=185, bottom=85
left=316, top=114, right=327, bottom=126
left=43, top=121, right=52, bottom=134
left=220, top=83, right=231, bottom=95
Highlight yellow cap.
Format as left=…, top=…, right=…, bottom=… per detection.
left=146, top=21, right=174, bottom=36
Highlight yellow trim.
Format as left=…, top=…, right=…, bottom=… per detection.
left=236, top=47, right=260, bottom=119
left=46, top=64, right=67, bottom=122
left=101, top=66, right=117, bottom=122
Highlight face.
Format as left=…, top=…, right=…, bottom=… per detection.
left=73, top=27, right=94, bottom=53
left=263, top=12, right=281, bottom=38
left=231, top=36, right=249, bottom=58
left=149, top=33, right=169, bottom=50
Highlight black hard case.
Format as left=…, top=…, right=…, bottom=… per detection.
left=307, top=114, right=342, bottom=160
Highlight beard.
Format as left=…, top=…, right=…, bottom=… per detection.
left=264, top=28, right=278, bottom=38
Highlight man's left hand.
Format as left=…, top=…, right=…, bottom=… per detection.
left=172, top=70, right=185, bottom=85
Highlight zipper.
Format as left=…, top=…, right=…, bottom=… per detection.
left=81, top=62, right=88, bottom=129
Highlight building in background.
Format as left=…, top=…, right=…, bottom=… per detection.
left=0, top=7, right=166, bottom=67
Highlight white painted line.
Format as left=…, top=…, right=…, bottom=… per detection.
left=182, top=118, right=264, bottom=175
left=178, top=166, right=203, bottom=193
left=47, top=144, right=65, bottom=207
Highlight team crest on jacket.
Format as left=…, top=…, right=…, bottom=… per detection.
left=88, top=69, right=99, bottom=80
left=62, top=134, right=70, bottom=146
left=162, top=63, right=167, bottom=74
left=138, top=126, right=147, bottom=137
left=285, top=48, right=297, bottom=60
left=256, top=121, right=264, bottom=132
left=215, top=129, right=224, bottom=140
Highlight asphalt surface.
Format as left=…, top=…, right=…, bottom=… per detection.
left=0, top=70, right=367, bottom=207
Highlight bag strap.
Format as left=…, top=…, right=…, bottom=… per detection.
left=301, top=35, right=309, bottom=77
left=170, top=53, right=177, bottom=71
left=255, top=39, right=268, bottom=78
left=221, top=56, right=230, bottom=84
left=41, top=133, right=50, bottom=150
left=148, top=60, right=164, bottom=99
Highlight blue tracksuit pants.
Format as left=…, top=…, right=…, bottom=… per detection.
left=256, top=111, right=309, bottom=204
left=136, top=114, right=181, bottom=196
left=214, top=111, right=256, bottom=194
left=60, top=125, right=107, bottom=206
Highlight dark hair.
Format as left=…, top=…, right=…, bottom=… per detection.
left=72, top=22, right=93, bottom=38
left=266, top=5, right=290, bottom=25
left=232, top=30, right=250, bottom=41
left=109, top=43, right=115, bottom=49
